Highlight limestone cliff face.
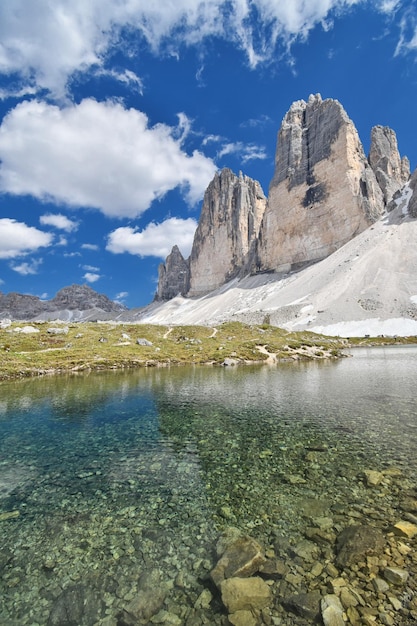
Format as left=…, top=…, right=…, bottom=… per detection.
left=254, top=94, right=385, bottom=273
left=408, top=168, right=417, bottom=218
left=156, top=245, right=190, bottom=301
left=187, top=168, right=267, bottom=296
left=369, top=125, right=410, bottom=206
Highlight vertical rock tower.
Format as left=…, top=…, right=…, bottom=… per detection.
left=187, top=168, right=267, bottom=296
left=368, top=125, right=410, bottom=206
left=156, top=245, right=190, bottom=301
left=255, top=94, right=385, bottom=272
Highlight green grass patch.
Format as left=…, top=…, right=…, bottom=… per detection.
left=0, top=320, right=414, bottom=381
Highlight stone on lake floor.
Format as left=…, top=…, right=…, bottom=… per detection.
left=258, top=557, right=288, bottom=579
left=321, top=594, right=345, bottom=626
left=194, top=588, right=212, bottom=610
left=0, top=510, right=20, bottom=522
left=47, top=584, right=103, bottom=626
left=119, top=568, right=168, bottom=624
left=220, top=576, right=272, bottom=613
left=335, top=524, right=385, bottom=567
left=392, top=520, right=417, bottom=538
left=228, top=609, right=259, bottom=626
left=383, top=566, right=409, bottom=585
left=282, top=590, right=322, bottom=621
left=363, top=469, right=384, bottom=486
left=211, top=535, right=266, bottom=587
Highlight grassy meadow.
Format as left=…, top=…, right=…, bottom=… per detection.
left=1, top=320, right=416, bottom=381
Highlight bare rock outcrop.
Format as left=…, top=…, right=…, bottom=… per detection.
left=369, top=125, right=410, bottom=206
left=254, top=94, right=385, bottom=273
left=156, top=245, right=190, bottom=301
left=408, top=168, right=417, bottom=218
left=187, top=168, right=267, bottom=297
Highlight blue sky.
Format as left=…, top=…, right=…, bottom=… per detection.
left=0, top=1, right=416, bottom=308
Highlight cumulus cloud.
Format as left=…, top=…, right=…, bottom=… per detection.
left=81, top=243, right=99, bottom=251
left=83, top=272, right=101, bottom=283
left=106, top=217, right=198, bottom=259
left=40, top=213, right=79, bottom=232
left=0, top=218, right=53, bottom=259
left=11, top=258, right=43, bottom=275
left=0, top=1, right=392, bottom=97
left=0, top=99, right=217, bottom=218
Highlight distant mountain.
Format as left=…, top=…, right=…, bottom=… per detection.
left=0, top=284, right=126, bottom=321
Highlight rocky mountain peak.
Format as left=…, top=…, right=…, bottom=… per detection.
left=255, top=95, right=385, bottom=273
left=50, top=284, right=125, bottom=312
left=187, top=167, right=267, bottom=296
left=0, top=284, right=125, bottom=320
left=369, top=125, right=410, bottom=206
left=156, top=245, right=190, bottom=301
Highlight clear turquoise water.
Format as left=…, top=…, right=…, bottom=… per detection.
left=0, top=346, right=416, bottom=624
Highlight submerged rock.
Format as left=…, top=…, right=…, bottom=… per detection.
left=47, top=584, right=103, bottom=626
left=119, top=568, right=168, bottom=625
left=335, top=524, right=385, bottom=567
left=211, top=534, right=266, bottom=586
left=220, top=576, right=271, bottom=613
left=282, top=590, right=322, bottom=621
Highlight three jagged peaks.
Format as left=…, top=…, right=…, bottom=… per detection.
left=157, top=94, right=412, bottom=301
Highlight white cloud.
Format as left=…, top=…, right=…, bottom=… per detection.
left=218, top=142, right=268, bottom=163
left=106, top=217, right=198, bottom=259
left=0, top=99, right=217, bottom=218
left=115, top=291, right=128, bottom=303
left=81, top=243, right=99, bottom=251
left=11, top=258, right=43, bottom=275
left=0, top=218, right=53, bottom=259
left=40, top=213, right=79, bottom=232
left=377, top=0, right=401, bottom=13
left=395, top=8, right=417, bottom=55
left=0, top=1, right=393, bottom=98
left=83, top=272, right=100, bottom=283
left=83, top=264, right=99, bottom=272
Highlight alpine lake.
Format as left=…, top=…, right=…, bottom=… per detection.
left=1, top=345, right=416, bottom=625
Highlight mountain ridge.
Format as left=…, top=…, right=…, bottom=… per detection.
left=0, top=284, right=126, bottom=321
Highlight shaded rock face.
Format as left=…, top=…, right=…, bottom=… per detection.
left=187, top=168, right=267, bottom=296
left=369, top=125, right=410, bottom=205
left=255, top=94, right=384, bottom=273
left=156, top=245, right=190, bottom=301
left=408, top=168, right=417, bottom=218
left=0, top=284, right=125, bottom=320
